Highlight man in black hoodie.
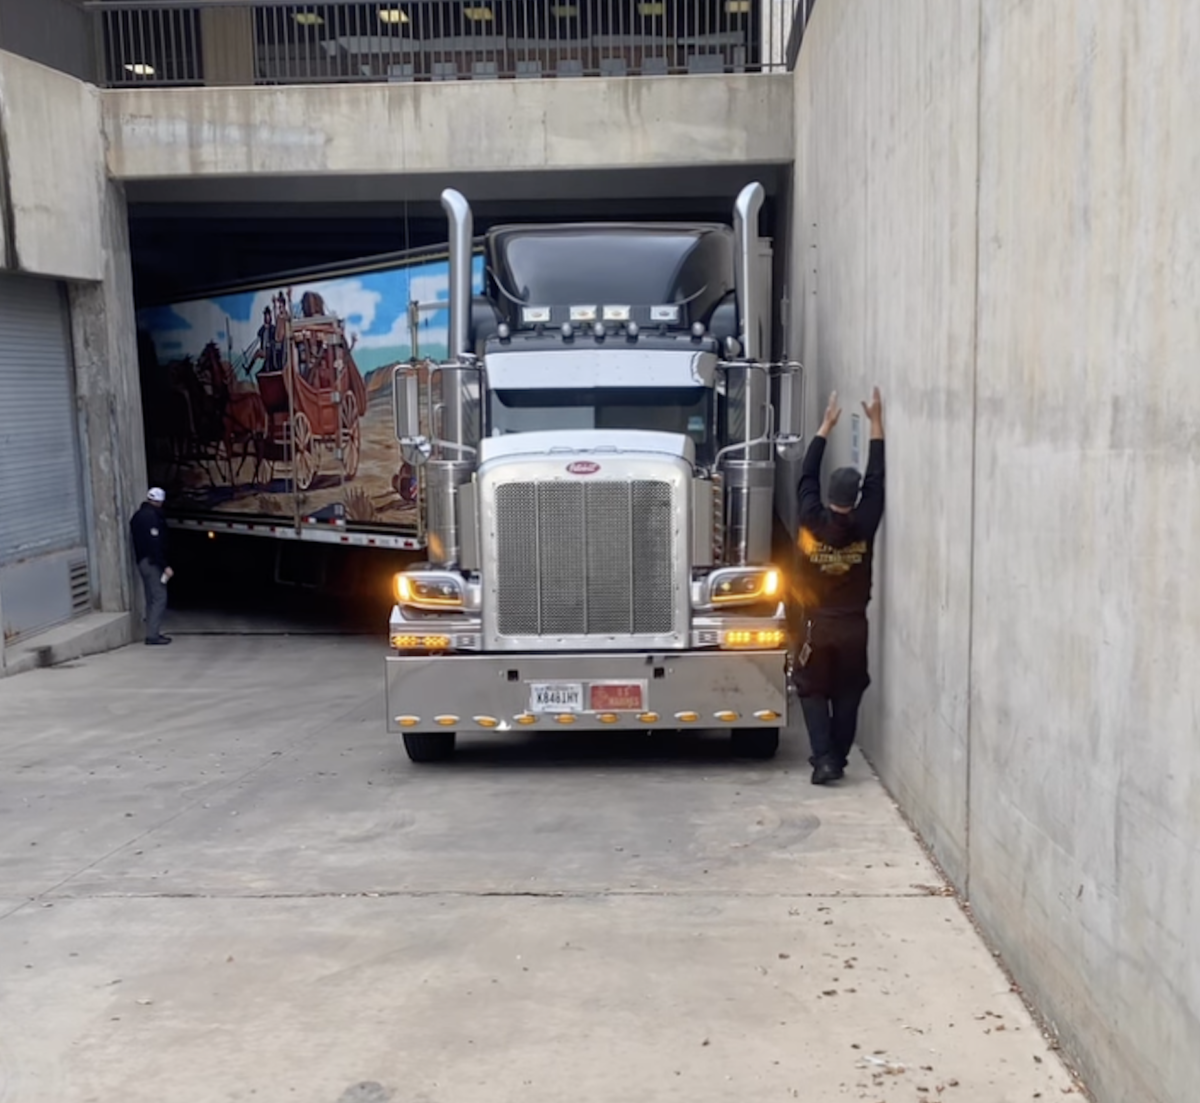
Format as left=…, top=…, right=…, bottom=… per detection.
left=129, top=488, right=174, bottom=645
left=794, top=388, right=885, bottom=784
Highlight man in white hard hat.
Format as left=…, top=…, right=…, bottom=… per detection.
left=129, top=488, right=174, bottom=645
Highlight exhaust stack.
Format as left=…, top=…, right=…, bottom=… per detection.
left=425, top=188, right=480, bottom=568
left=723, top=182, right=773, bottom=566
left=733, top=182, right=765, bottom=361
left=441, top=188, right=473, bottom=363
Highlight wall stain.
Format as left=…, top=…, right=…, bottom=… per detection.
left=0, top=88, right=20, bottom=270
left=336, top=1082, right=394, bottom=1103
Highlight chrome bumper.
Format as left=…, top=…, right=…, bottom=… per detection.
left=384, top=649, right=788, bottom=734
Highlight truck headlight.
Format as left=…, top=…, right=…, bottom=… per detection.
left=395, top=571, right=465, bottom=609
left=705, top=566, right=781, bottom=607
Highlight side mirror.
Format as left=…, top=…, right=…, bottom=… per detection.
left=393, top=366, right=431, bottom=467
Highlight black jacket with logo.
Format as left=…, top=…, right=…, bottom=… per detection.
left=130, top=503, right=169, bottom=569
left=795, top=436, right=885, bottom=617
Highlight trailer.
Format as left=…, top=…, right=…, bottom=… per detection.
left=136, top=245, right=484, bottom=551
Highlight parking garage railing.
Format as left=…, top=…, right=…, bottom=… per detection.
left=85, top=0, right=816, bottom=88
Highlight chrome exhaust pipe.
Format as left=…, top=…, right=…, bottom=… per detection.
left=429, top=189, right=479, bottom=568
left=441, top=188, right=473, bottom=362
left=733, top=182, right=765, bottom=361
left=725, top=182, right=771, bottom=565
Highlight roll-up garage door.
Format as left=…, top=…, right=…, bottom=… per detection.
left=0, top=273, right=90, bottom=643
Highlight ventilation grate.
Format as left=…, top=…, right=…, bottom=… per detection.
left=68, top=559, right=91, bottom=615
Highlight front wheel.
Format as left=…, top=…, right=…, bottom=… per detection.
left=731, top=728, right=780, bottom=760
left=291, top=411, right=318, bottom=491
left=403, top=731, right=457, bottom=763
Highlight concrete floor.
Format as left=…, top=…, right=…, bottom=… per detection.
left=0, top=632, right=1081, bottom=1103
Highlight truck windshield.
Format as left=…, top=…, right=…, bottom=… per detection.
left=490, top=387, right=713, bottom=465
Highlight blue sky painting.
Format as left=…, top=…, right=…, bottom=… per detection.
left=138, top=254, right=485, bottom=379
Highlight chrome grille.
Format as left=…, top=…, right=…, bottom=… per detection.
left=495, top=480, right=675, bottom=638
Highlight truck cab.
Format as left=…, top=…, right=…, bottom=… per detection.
left=388, top=184, right=804, bottom=762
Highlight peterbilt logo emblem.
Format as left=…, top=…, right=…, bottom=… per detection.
left=566, top=461, right=601, bottom=475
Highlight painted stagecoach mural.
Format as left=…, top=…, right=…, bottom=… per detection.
left=136, top=248, right=484, bottom=543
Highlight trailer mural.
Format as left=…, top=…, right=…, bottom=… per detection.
left=136, top=251, right=485, bottom=537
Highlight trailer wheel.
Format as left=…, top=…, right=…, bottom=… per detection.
left=731, top=728, right=779, bottom=760
left=292, top=411, right=318, bottom=491
left=403, top=731, right=457, bottom=763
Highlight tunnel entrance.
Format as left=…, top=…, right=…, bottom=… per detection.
left=128, top=165, right=793, bottom=629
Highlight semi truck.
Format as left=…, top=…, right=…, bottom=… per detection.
left=386, top=183, right=806, bottom=762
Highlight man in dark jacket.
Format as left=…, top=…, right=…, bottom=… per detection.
left=794, top=388, right=885, bottom=784
left=129, top=488, right=174, bottom=645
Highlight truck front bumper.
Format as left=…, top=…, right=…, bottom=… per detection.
left=385, top=650, right=789, bottom=734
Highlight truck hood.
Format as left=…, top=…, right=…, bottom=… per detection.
left=478, top=429, right=696, bottom=466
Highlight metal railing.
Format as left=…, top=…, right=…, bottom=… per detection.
left=85, top=0, right=815, bottom=87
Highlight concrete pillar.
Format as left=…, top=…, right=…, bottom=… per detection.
left=200, top=6, right=256, bottom=87
left=68, top=179, right=146, bottom=620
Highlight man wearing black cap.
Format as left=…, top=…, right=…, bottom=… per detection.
left=794, top=387, right=885, bottom=784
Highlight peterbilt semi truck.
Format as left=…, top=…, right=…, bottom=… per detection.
left=386, top=183, right=805, bottom=763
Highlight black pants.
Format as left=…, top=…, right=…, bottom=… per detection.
left=137, top=558, right=168, bottom=640
left=794, top=615, right=870, bottom=766
left=800, top=692, right=865, bottom=767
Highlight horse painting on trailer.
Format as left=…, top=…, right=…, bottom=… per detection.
left=136, top=247, right=484, bottom=540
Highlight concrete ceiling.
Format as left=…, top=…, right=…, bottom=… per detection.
left=128, top=163, right=791, bottom=302
left=124, top=163, right=790, bottom=212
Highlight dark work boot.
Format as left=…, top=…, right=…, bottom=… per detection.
left=811, top=756, right=844, bottom=785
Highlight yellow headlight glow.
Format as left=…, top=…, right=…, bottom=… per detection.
left=394, top=572, right=464, bottom=608
left=722, top=628, right=787, bottom=650
left=711, top=567, right=782, bottom=606
left=391, top=634, right=452, bottom=651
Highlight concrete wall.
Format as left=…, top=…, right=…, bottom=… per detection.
left=792, top=0, right=980, bottom=884
left=102, top=73, right=793, bottom=181
left=791, top=4, right=1199, bottom=1103
left=0, top=50, right=104, bottom=279
left=68, top=178, right=146, bottom=618
left=0, top=50, right=141, bottom=669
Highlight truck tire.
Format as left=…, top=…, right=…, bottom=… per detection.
left=403, top=731, right=457, bottom=763
left=731, top=728, right=780, bottom=760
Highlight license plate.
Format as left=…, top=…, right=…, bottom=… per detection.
left=589, top=682, right=645, bottom=711
left=529, top=682, right=584, bottom=713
